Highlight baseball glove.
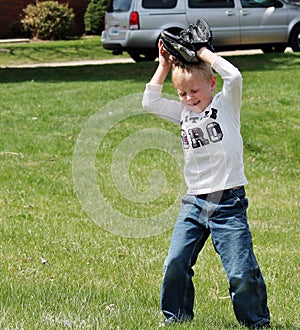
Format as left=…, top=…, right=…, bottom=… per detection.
left=160, top=18, right=214, bottom=64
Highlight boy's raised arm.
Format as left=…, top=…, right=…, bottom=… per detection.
left=149, top=40, right=173, bottom=85
left=196, top=47, right=219, bottom=66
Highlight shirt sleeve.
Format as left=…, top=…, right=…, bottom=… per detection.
left=211, top=56, right=242, bottom=116
left=142, top=83, right=182, bottom=125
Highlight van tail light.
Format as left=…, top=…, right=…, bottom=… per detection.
left=129, top=11, right=139, bottom=30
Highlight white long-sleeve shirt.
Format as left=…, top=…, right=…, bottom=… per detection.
left=142, top=56, right=248, bottom=195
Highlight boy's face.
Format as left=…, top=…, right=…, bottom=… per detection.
left=172, top=70, right=216, bottom=114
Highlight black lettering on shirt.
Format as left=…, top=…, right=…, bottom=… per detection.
left=207, top=122, right=223, bottom=143
left=210, top=108, right=218, bottom=120
left=181, top=129, right=190, bottom=149
left=188, top=127, right=209, bottom=148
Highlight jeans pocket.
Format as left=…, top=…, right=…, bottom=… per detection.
left=235, top=196, right=248, bottom=211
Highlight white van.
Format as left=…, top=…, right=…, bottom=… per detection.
left=101, top=0, right=300, bottom=61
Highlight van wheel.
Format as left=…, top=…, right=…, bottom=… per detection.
left=128, top=51, right=157, bottom=62
left=290, top=25, right=300, bottom=52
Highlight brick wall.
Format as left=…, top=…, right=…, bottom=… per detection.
left=0, top=0, right=89, bottom=38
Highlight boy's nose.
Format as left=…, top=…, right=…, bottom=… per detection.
left=186, top=94, right=193, bottom=101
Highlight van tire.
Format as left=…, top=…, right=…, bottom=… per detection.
left=128, top=51, right=157, bottom=62
left=290, top=25, right=300, bottom=52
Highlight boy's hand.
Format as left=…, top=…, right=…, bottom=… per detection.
left=149, top=40, right=174, bottom=85
left=158, top=40, right=178, bottom=68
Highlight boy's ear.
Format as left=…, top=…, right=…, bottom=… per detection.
left=210, top=75, right=217, bottom=90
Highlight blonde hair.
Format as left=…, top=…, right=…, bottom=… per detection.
left=172, top=61, right=214, bottom=84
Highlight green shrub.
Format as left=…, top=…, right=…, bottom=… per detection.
left=21, top=1, right=75, bottom=40
left=84, top=0, right=107, bottom=35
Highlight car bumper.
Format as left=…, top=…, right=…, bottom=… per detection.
left=101, top=30, right=158, bottom=51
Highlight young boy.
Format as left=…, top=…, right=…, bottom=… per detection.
left=142, top=41, right=270, bottom=328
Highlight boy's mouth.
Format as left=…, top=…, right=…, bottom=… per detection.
left=188, top=100, right=200, bottom=107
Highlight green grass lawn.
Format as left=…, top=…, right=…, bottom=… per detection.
left=0, top=42, right=299, bottom=329
left=0, top=37, right=129, bottom=66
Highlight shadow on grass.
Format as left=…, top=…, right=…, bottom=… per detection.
left=0, top=53, right=299, bottom=84
left=0, top=62, right=157, bottom=83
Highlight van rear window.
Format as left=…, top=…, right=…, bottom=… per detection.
left=188, top=0, right=234, bottom=8
left=107, top=0, right=132, bottom=12
left=142, top=0, right=177, bottom=9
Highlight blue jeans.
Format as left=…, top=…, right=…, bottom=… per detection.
left=161, top=187, right=270, bottom=328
